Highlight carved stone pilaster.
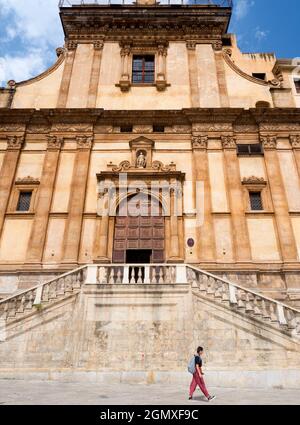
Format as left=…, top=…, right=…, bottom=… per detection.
left=260, top=135, right=277, bottom=150
left=47, top=136, right=64, bottom=151
left=192, top=135, right=208, bottom=150
left=6, top=136, right=24, bottom=151
left=221, top=136, right=236, bottom=149
left=76, top=136, right=94, bottom=150
left=290, top=135, right=300, bottom=149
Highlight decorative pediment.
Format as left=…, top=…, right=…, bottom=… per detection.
left=108, top=159, right=176, bottom=173
left=129, top=136, right=155, bottom=150
left=15, top=176, right=40, bottom=186
left=242, top=176, right=267, bottom=186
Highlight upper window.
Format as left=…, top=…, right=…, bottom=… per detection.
left=237, top=144, right=263, bottom=156
left=249, top=192, right=263, bottom=211
left=17, top=191, right=32, bottom=212
left=132, top=55, right=155, bottom=84
left=294, top=79, right=300, bottom=94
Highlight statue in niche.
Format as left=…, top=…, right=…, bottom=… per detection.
left=136, top=151, right=147, bottom=169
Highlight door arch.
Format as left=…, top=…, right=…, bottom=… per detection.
left=112, top=193, right=165, bottom=263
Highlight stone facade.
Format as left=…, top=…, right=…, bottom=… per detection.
left=0, top=1, right=300, bottom=309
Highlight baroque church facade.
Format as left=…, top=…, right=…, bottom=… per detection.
left=1, top=1, right=300, bottom=387
left=0, top=0, right=300, bottom=307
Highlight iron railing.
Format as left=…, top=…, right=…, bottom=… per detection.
left=59, top=0, right=233, bottom=8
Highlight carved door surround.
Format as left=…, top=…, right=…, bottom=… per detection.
left=96, top=137, right=185, bottom=264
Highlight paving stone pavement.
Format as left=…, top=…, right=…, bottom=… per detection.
left=0, top=380, right=299, bottom=405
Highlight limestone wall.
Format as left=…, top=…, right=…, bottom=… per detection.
left=0, top=284, right=299, bottom=388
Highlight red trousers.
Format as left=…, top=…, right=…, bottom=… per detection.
left=189, top=372, right=210, bottom=398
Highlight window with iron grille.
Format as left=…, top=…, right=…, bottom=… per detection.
left=132, top=55, right=155, bottom=84
left=237, top=143, right=263, bottom=156
left=17, top=191, right=32, bottom=212
left=153, top=125, right=165, bottom=133
left=249, top=192, right=263, bottom=211
left=120, top=125, right=133, bottom=133
left=294, top=79, right=300, bottom=94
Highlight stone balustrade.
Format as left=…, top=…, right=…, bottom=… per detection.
left=0, top=263, right=299, bottom=341
left=187, top=265, right=300, bottom=340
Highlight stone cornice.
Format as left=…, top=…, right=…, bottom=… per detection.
left=1, top=109, right=300, bottom=131
left=60, top=5, right=231, bottom=42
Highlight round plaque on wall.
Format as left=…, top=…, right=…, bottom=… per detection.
left=187, top=238, right=195, bottom=248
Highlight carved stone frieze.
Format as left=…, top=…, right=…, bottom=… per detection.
left=260, top=135, right=277, bottom=150
left=133, top=126, right=153, bottom=134
left=192, top=135, right=208, bottom=150
left=6, top=136, right=24, bottom=150
left=15, top=176, right=40, bottom=185
left=242, top=176, right=267, bottom=186
left=111, top=159, right=176, bottom=173
left=193, top=123, right=233, bottom=132
left=51, top=124, right=93, bottom=133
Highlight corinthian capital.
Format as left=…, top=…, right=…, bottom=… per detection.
left=76, top=136, right=93, bottom=150
left=192, top=135, right=208, bottom=150
left=47, top=136, right=64, bottom=151
left=290, top=135, right=300, bottom=149
left=221, top=136, right=236, bottom=149
left=6, top=136, right=24, bottom=150
left=260, top=135, right=277, bottom=150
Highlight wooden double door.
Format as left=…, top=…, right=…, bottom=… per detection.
left=112, top=195, right=165, bottom=263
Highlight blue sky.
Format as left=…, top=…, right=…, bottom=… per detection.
left=0, top=0, right=299, bottom=86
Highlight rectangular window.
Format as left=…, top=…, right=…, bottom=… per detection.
left=120, top=125, right=133, bottom=133
left=17, top=191, right=32, bottom=212
left=132, top=55, right=155, bottom=84
left=153, top=125, right=165, bottom=133
left=294, top=79, right=300, bottom=94
left=237, top=144, right=263, bottom=156
left=249, top=192, right=263, bottom=211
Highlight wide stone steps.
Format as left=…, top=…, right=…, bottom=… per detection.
left=0, top=263, right=299, bottom=341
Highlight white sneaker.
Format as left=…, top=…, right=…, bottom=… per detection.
left=207, top=395, right=216, bottom=402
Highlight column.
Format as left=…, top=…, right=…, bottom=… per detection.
left=57, top=42, right=77, bottom=108
left=87, top=41, right=104, bottom=108
left=192, top=135, right=216, bottom=262
left=186, top=41, right=200, bottom=108
left=262, top=135, right=298, bottom=261
left=168, top=183, right=182, bottom=263
left=0, top=136, right=24, bottom=238
left=62, top=136, right=93, bottom=265
left=156, top=43, right=168, bottom=91
left=213, top=43, right=230, bottom=108
left=95, top=188, right=110, bottom=263
left=290, top=135, right=300, bottom=178
left=222, top=136, right=252, bottom=262
left=26, top=136, right=63, bottom=264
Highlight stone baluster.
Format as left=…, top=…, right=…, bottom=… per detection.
left=207, top=277, right=215, bottom=295
left=237, top=290, right=245, bottom=310
left=109, top=268, right=115, bottom=285
left=116, top=269, right=122, bottom=284
left=245, top=293, right=254, bottom=313
left=57, top=278, right=65, bottom=296
left=286, top=310, right=297, bottom=330
left=221, top=283, right=230, bottom=303
left=214, top=281, right=223, bottom=299
left=98, top=267, right=107, bottom=284
left=8, top=299, right=17, bottom=318
left=130, top=268, right=136, bottom=284
left=269, top=303, right=278, bottom=323
left=42, top=285, right=49, bottom=303
left=277, top=304, right=288, bottom=326
left=199, top=274, right=207, bottom=292
left=158, top=268, right=164, bottom=284
left=65, top=276, right=73, bottom=293
left=26, top=292, right=34, bottom=310
left=253, top=297, right=262, bottom=317
left=137, top=267, right=143, bottom=284
left=229, top=284, right=238, bottom=305
left=17, top=296, right=26, bottom=314
left=0, top=303, right=8, bottom=321
left=144, top=266, right=151, bottom=284
left=261, top=299, right=270, bottom=320
left=48, top=283, right=57, bottom=300
left=151, top=268, right=158, bottom=284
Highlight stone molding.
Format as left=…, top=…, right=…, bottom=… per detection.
left=260, top=135, right=278, bottom=150
left=223, top=50, right=281, bottom=88
left=6, top=136, right=24, bottom=151
left=15, top=176, right=40, bottom=186
left=242, top=176, right=267, bottom=186
left=290, top=135, right=300, bottom=150
left=191, top=135, right=208, bottom=150
left=221, top=135, right=236, bottom=149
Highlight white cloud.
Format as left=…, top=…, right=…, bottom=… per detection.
left=254, top=27, right=269, bottom=41
left=0, top=0, right=63, bottom=85
left=233, top=0, right=255, bottom=21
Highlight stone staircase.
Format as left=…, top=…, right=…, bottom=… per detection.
left=0, top=263, right=300, bottom=341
